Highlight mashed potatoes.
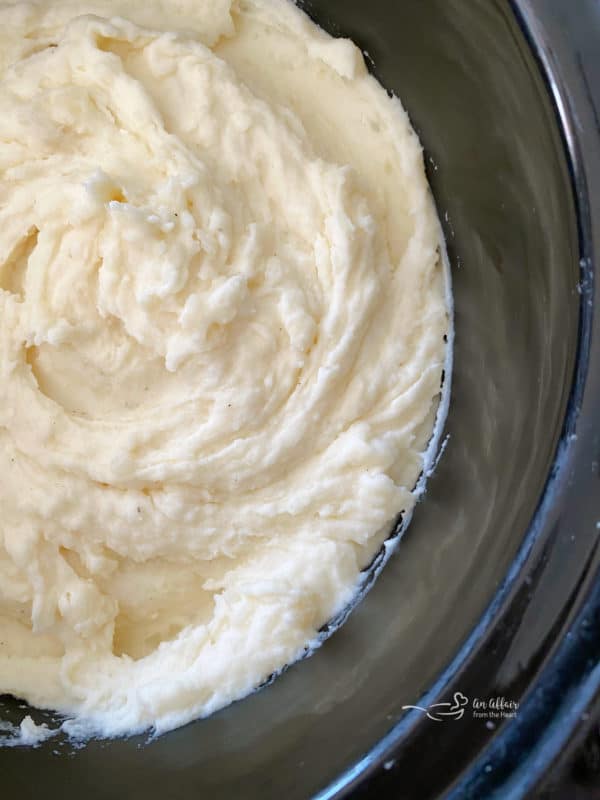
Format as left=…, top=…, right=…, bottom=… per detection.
left=0, top=0, right=450, bottom=737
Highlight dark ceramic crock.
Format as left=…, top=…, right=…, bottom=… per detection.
left=2, top=1, right=599, bottom=797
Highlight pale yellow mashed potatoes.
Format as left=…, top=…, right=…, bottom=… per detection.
left=0, top=0, right=450, bottom=737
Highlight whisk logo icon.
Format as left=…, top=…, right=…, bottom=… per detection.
left=402, top=691, right=469, bottom=722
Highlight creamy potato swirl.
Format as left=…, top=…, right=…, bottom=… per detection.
left=0, top=0, right=449, bottom=737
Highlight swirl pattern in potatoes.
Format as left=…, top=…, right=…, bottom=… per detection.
left=0, top=0, right=450, bottom=737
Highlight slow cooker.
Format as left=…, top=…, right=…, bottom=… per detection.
left=1, top=0, right=599, bottom=797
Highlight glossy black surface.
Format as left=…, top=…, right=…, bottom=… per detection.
left=1, top=1, right=598, bottom=798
